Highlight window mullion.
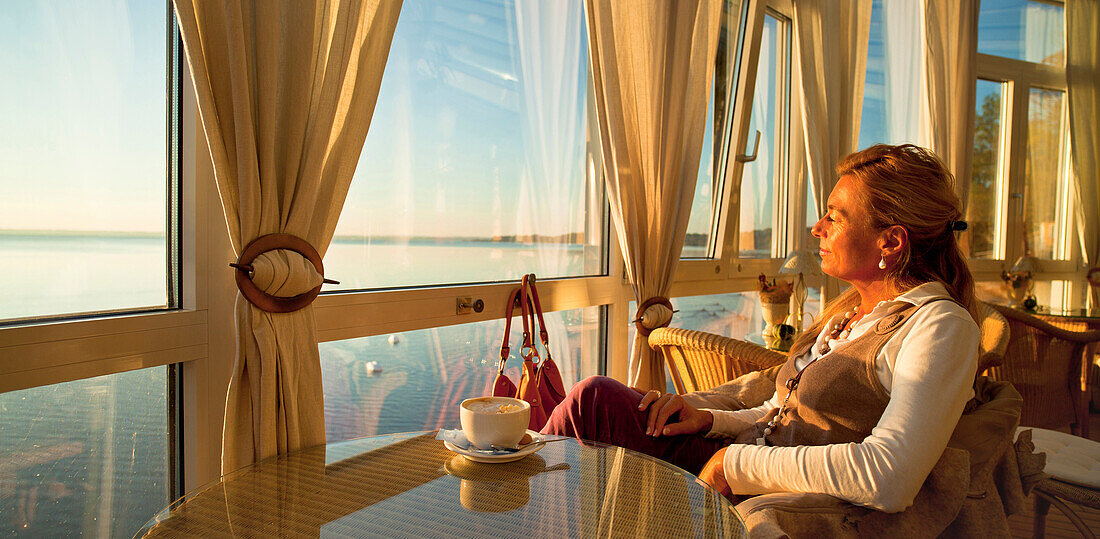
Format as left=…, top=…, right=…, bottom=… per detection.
left=1001, top=79, right=1028, bottom=265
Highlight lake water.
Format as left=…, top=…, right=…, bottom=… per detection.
left=0, top=233, right=777, bottom=537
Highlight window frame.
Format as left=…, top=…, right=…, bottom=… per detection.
left=971, top=51, right=1080, bottom=283
left=675, top=0, right=797, bottom=288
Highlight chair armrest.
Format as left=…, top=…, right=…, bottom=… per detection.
left=649, top=326, right=786, bottom=394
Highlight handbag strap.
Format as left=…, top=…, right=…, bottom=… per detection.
left=519, top=275, right=539, bottom=362
left=525, top=274, right=553, bottom=363
left=498, top=287, right=523, bottom=374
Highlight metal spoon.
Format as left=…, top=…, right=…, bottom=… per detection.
left=489, top=437, right=573, bottom=452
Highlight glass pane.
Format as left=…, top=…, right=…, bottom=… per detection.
left=969, top=79, right=1005, bottom=260
left=684, top=90, right=718, bottom=259
left=330, top=0, right=603, bottom=289
left=0, top=368, right=169, bottom=536
left=0, top=2, right=169, bottom=321
left=739, top=14, right=783, bottom=259
left=978, top=0, right=1064, bottom=65
left=682, top=1, right=744, bottom=259
left=672, top=293, right=763, bottom=340
left=1023, top=87, right=1066, bottom=260
left=859, top=0, right=923, bottom=147
left=320, top=306, right=603, bottom=442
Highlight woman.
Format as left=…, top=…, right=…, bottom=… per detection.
left=542, top=144, right=981, bottom=513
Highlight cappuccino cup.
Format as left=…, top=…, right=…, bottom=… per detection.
left=460, top=396, right=530, bottom=450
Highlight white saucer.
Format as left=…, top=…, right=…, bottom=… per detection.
left=443, top=430, right=546, bottom=463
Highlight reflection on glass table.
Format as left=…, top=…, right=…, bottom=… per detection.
left=137, top=431, right=745, bottom=538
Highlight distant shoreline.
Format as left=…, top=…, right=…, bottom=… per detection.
left=0, top=231, right=712, bottom=249
left=0, top=229, right=595, bottom=245
left=0, top=229, right=164, bottom=239
left=0, top=230, right=716, bottom=247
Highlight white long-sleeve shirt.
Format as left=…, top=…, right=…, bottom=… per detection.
left=703, top=282, right=979, bottom=512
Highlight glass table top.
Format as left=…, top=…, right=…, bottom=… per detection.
left=137, top=431, right=745, bottom=538
left=1030, top=307, right=1100, bottom=320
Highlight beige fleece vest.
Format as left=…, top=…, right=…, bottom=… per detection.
left=751, top=299, right=951, bottom=447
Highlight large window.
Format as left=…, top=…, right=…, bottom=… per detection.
left=316, top=0, right=615, bottom=437
left=0, top=2, right=173, bottom=322
left=329, top=0, right=603, bottom=289
left=0, top=2, right=180, bottom=536
left=973, top=0, right=1073, bottom=271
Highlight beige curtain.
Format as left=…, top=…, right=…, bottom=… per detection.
left=585, top=0, right=722, bottom=390
left=924, top=0, right=979, bottom=210
left=1067, top=0, right=1100, bottom=302
left=173, top=0, right=402, bottom=473
left=793, top=0, right=872, bottom=219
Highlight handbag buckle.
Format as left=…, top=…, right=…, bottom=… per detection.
left=521, top=344, right=537, bottom=360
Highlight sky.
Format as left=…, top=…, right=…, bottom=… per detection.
left=0, top=0, right=1062, bottom=237
left=0, top=1, right=167, bottom=233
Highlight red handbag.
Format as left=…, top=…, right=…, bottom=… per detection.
left=492, top=274, right=568, bottom=430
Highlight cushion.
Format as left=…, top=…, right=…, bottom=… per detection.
left=1019, top=426, right=1100, bottom=488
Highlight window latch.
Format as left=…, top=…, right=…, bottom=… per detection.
left=736, top=130, right=761, bottom=163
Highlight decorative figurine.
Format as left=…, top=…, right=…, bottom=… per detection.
left=1001, top=269, right=1035, bottom=310
left=757, top=274, right=794, bottom=349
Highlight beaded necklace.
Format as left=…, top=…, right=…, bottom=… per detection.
left=756, top=306, right=861, bottom=446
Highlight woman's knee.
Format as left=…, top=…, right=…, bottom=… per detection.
left=569, top=375, right=632, bottom=399
left=564, top=375, right=642, bottom=411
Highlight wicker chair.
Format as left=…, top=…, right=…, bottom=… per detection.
left=647, top=325, right=1037, bottom=536
left=648, top=327, right=786, bottom=394
left=985, top=303, right=1100, bottom=438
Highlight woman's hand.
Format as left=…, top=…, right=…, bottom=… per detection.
left=634, top=389, right=714, bottom=437
left=699, top=447, right=731, bottom=497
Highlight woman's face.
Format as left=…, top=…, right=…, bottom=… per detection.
left=811, top=175, right=884, bottom=283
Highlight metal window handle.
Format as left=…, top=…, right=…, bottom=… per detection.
left=1010, top=192, right=1023, bottom=216
left=736, top=130, right=761, bottom=163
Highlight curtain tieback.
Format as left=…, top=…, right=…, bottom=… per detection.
left=229, top=233, right=339, bottom=313
left=633, top=297, right=676, bottom=337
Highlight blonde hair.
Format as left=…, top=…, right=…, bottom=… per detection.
left=791, top=144, right=980, bottom=354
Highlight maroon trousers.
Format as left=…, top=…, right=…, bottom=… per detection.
left=540, top=376, right=729, bottom=475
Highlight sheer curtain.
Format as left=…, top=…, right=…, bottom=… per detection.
left=173, top=0, right=402, bottom=473
left=793, top=0, right=872, bottom=220
left=513, top=0, right=586, bottom=385
left=1067, top=0, right=1099, bottom=301
left=923, top=0, right=978, bottom=209
left=585, top=0, right=722, bottom=390
left=882, top=0, right=925, bottom=145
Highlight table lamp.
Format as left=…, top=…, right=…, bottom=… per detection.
left=778, top=249, right=822, bottom=332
